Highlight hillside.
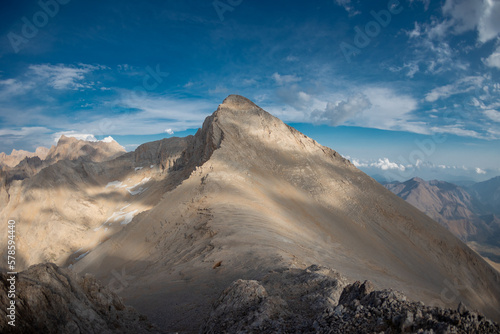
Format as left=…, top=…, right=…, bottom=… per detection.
left=385, top=177, right=500, bottom=265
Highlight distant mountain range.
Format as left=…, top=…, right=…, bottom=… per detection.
left=384, top=177, right=500, bottom=266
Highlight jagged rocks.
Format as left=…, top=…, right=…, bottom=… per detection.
left=201, top=265, right=349, bottom=333
left=201, top=265, right=500, bottom=334
left=0, top=263, right=162, bottom=334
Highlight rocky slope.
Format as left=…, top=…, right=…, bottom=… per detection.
left=0, top=263, right=161, bottom=334
left=384, top=178, right=483, bottom=240
left=384, top=177, right=500, bottom=265
left=467, top=176, right=500, bottom=215
left=0, top=135, right=188, bottom=269
left=2, top=95, right=500, bottom=333
left=202, top=265, right=500, bottom=333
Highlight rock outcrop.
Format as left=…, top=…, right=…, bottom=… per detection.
left=45, top=135, right=126, bottom=164
left=0, top=147, right=49, bottom=168
left=202, top=265, right=500, bottom=334
left=0, top=263, right=161, bottom=334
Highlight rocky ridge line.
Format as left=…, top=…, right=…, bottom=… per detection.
left=202, top=265, right=500, bottom=334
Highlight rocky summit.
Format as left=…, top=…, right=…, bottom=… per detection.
left=1, top=95, right=500, bottom=333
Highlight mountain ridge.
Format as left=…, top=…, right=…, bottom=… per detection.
left=1, top=95, right=500, bottom=332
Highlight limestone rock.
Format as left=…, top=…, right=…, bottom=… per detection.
left=0, top=263, right=162, bottom=334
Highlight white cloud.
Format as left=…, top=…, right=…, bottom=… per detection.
left=53, top=132, right=117, bottom=144
left=475, top=167, right=487, bottom=174
left=281, top=87, right=422, bottom=134
left=430, top=125, right=485, bottom=139
left=344, top=156, right=408, bottom=172
left=484, top=45, right=500, bottom=69
left=441, top=0, right=500, bottom=43
left=28, top=63, right=105, bottom=90
left=312, top=93, right=371, bottom=126
left=53, top=132, right=98, bottom=143
left=425, top=76, right=484, bottom=102
left=388, top=62, right=420, bottom=78
left=165, top=128, right=174, bottom=135
left=0, top=127, right=51, bottom=137
left=407, top=1, right=500, bottom=74
left=272, top=72, right=301, bottom=86
left=484, top=109, right=500, bottom=122
left=476, top=0, right=500, bottom=43
left=0, top=78, right=35, bottom=99
left=371, top=158, right=407, bottom=171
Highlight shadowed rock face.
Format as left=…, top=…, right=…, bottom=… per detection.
left=202, top=266, right=500, bottom=334
left=0, top=263, right=161, bottom=334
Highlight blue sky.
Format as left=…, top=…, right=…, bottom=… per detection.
left=0, top=0, right=499, bottom=182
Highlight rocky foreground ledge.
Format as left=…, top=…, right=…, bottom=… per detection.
left=201, top=265, right=500, bottom=334
left=1, top=263, right=499, bottom=333
left=0, top=263, right=161, bottom=334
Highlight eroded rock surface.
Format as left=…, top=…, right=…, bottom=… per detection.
left=0, top=263, right=162, bottom=334
left=202, top=265, right=500, bottom=334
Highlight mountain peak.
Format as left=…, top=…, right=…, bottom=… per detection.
left=410, top=177, right=425, bottom=183
left=219, top=94, right=261, bottom=112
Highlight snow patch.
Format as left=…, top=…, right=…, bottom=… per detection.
left=100, top=208, right=139, bottom=227
left=75, top=250, right=90, bottom=261
left=120, top=210, right=138, bottom=225
left=106, top=181, right=123, bottom=188
left=135, top=167, right=143, bottom=171
left=127, top=177, right=151, bottom=195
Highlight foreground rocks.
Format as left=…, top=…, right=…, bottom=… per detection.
left=0, top=263, right=161, bottom=334
left=202, top=265, right=500, bottom=334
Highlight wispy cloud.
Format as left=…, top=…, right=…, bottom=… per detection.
left=0, top=79, right=35, bottom=100
left=425, top=76, right=484, bottom=102
left=272, top=72, right=301, bottom=86
left=333, top=0, right=360, bottom=16
left=28, top=63, right=107, bottom=90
